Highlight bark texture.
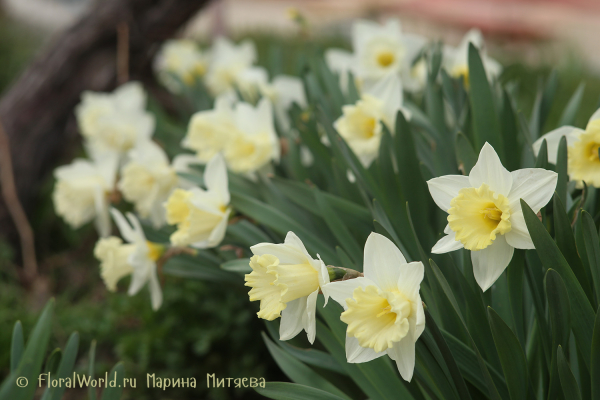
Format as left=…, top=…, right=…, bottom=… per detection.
left=0, top=0, right=211, bottom=245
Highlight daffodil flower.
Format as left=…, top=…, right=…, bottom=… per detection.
left=164, top=153, right=231, bottom=249
left=325, top=19, right=426, bottom=92
left=94, top=208, right=164, bottom=310
left=533, top=108, right=600, bottom=188
left=119, top=141, right=200, bottom=228
left=322, top=233, right=425, bottom=382
left=245, top=232, right=330, bottom=344
left=53, top=153, right=118, bottom=237
left=155, top=39, right=209, bottom=93
left=442, top=29, right=502, bottom=87
left=427, top=143, right=558, bottom=291
left=204, top=37, right=257, bottom=96
left=334, top=73, right=410, bottom=167
left=75, top=82, right=155, bottom=158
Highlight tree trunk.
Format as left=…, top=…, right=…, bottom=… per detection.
left=0, top=0, right=211, bottom=248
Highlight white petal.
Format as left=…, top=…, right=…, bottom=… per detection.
left=508, top=168, right=558, bottom=212
left=126, top=212, right=147, bottom=243
left=250, top=242, right=306, bottom=265
left=588, top=108, right=600, bottom=124
left=471, top=235, right=514, bottom=292
left=303, top=290, right=319, bottom=344
left=387, top=334, right=417, bottom=382
left=431, top=231, right=464, bottom=254
left=469, top=143, right=513, bottom=196
left=346, top=335, right=385, bottom=363
left=192, top=209, right=230, bottom=249
left=366, top=73, right=403, bottom=126
left=427, top=175, right=471, bottom=211
left=363, top=232, right=407, bottom=292
left=110, top=208, right=137, bottom=243
left=148, top=266, right=163, bottom=310
left=279, top=297, right=306, bottom=341
left=414, top=297, right=425, bottom=339
left=272, top=75, right=306, bottom=108
left=325, top=49, right=355, bottom=74
left=128, top=262, right=150, bottom=296
left=284, top=231, right=311, bottom=259
left=204, top=153, right=229, bottom=204
left=321, top=277, right=376, bottom=309
left=396, top=262, right=424, bottom=300
left=504, top=211, right=535, bottom=249
left=533, top=126, right=582, bottom=164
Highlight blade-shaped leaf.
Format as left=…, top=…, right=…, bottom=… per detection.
left=10, top=321, right=23, bottom=374
left=557, top=346, right=582, bottom=400
left=256, top=382, right=348, bottom=400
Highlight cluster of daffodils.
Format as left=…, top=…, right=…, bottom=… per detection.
left=245, top=232, right=424, bottom=381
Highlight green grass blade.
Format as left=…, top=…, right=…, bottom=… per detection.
left=256, top=382, right=348, bottom=400
left=100, top=362, right=125, bottom=400
left=10, top=321, right=23, bottom=374
left=557, top=346, right=582, bottom=400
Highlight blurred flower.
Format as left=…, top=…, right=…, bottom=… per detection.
left=75, top=82, right=155, bottom=158
left=533, top=108, right=600, bottom=188
left=182, top=93, right=237, bottom=163
left=427, top=143, right=557, bottom=291
left=442, top=29, right=502, bottom=88
left=155, top=39, right=209, bottom=93
left=52, top=153, right=118, bottom=237
left=204, top=37, right=257, bottom=96
left=94, top=209, right=164, bottom=310
left=322, top=232, right=425, bottom=382
left=223, top=98, right=280, bottom=176
left=165, top=153, right=230, bottom=248
left=334, top=73, right=410, bottom=167
left=245, top=231, right=329, bottom=344
left=262, top=75, right=307, bottom=132
left=325, top=19, right=427, bottom=93
left=119, top=141, right=198, bottom=228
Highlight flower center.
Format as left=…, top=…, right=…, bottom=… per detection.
left=377, top=51, right=395, bottom=67
left=447, top=183, right=511, bottom=251
left=341, top=285, right=411, bottom=353
left=567, top=122, right=600, bottom=187
left=585, top=141, right=600, bottom=162
left=146, top=241, right=164, bottom=262
left=451, top=64, right=470, bottom=88
left=245, top=254, right=319, bottom=321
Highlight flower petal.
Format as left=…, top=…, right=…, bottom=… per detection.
left=532, top=126, right=582, bottom=164
left=363, top=232, right=407, bottom=292
left=588, top=108, right=600, bottom=124
left=346, top=335, right=385, bottom=363
left=414, top=297, right=425, bottom=339
left=504, top=211, right=535, bottom=249
left=387, top=334, right=416, bottom=382
left=279, top=297, right=306, bottom=341
left=321, top=277, right=376, bottom=309
left=431, top=231, right=464, bottom=254
left=204, top=153, right=230, bottom=204
left=251, top=242, right=306, bottom=265
left=469, top=142, right=513, bottom=196
left=427, top=175, right=471, bottom=212
left=303, top=290, right=319, bottom=344
left=507, top=168, right=557, bottom=212
left=471, top=235, right=514, bottom=292
left=396, top=261, right=424, bottom=300
left=110, top=208, right=137, bottom=243
left=148, top=266, right=163, bottom=311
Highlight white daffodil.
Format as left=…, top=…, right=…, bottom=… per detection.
left=119, top=141, right=198, bottom=228
left=262, top=75, right=306, bottom=132
left=182, top=93, right=237, bottom=163
left=533, top=108, right=600, bottom=188
left=245, top=231, right=330, bottom=344
left=334, top=73, right=410, bottom=167
left=443, top=29, right=502, bottom=88
left=52, top=153, right=118, bottom=237
left=75, top=82, right=155, bottom=158
left=322, top=232, right=425, bottom=382
left=325, top=19, right=426, bottom=93
left=164, top=153, right=230, bottom=248
left=204, top=37, right=257, bottom=96
left=427, top=143, right=558, bottom=291
left=155, top=39, right=209, bottom=93
left=224, top=97, right=280, bottom=175
left=94, top=209, right=164, bottom=310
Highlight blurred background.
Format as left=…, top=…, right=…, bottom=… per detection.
left=1, top=0, right=600, bottom=399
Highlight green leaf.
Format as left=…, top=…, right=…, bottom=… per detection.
left=521, top=199, right=595, bottom=369
left=48, top=332, right=79, bottom=400
left=275, top=340, right=346, bottom=376
left=581, top=210, right=600, bottom=307
left=468, top=44, right=503, bottom=157
left=535, top=139, right=548, bottom=169
left=455, top=133, right=477, bottom=175
left=591, top=305, right=600, bottom=400
left=556, top=136, right=568, bottom=205
left=487, top=307, right=530, bottom=400
left=227, top=219, right=272, bottom=248
left=256, top=382, right=348, bottom=400
left=43, top=349, right=62, bottom=376
left=558, top=83, right=585, bottom=126
left=507, top=251, right=526, bottom=346
left=100, top=362, right=125, bottom=400
left=10, top=322, right=23, bottom=373
left=501, top=90, right=521, bottom=171
left=262, top=332, right=350, bottom=399
left=163, top=254, right=240, bottom=284
left=0, top=299, right=54, bottom=400
left=545, top=269, right=571, bottom=349
left=220, top=258, right=251, bottom=274
left=88, top=341, right=97, bottom=400
left=557, top=346, right=582, bottom=400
